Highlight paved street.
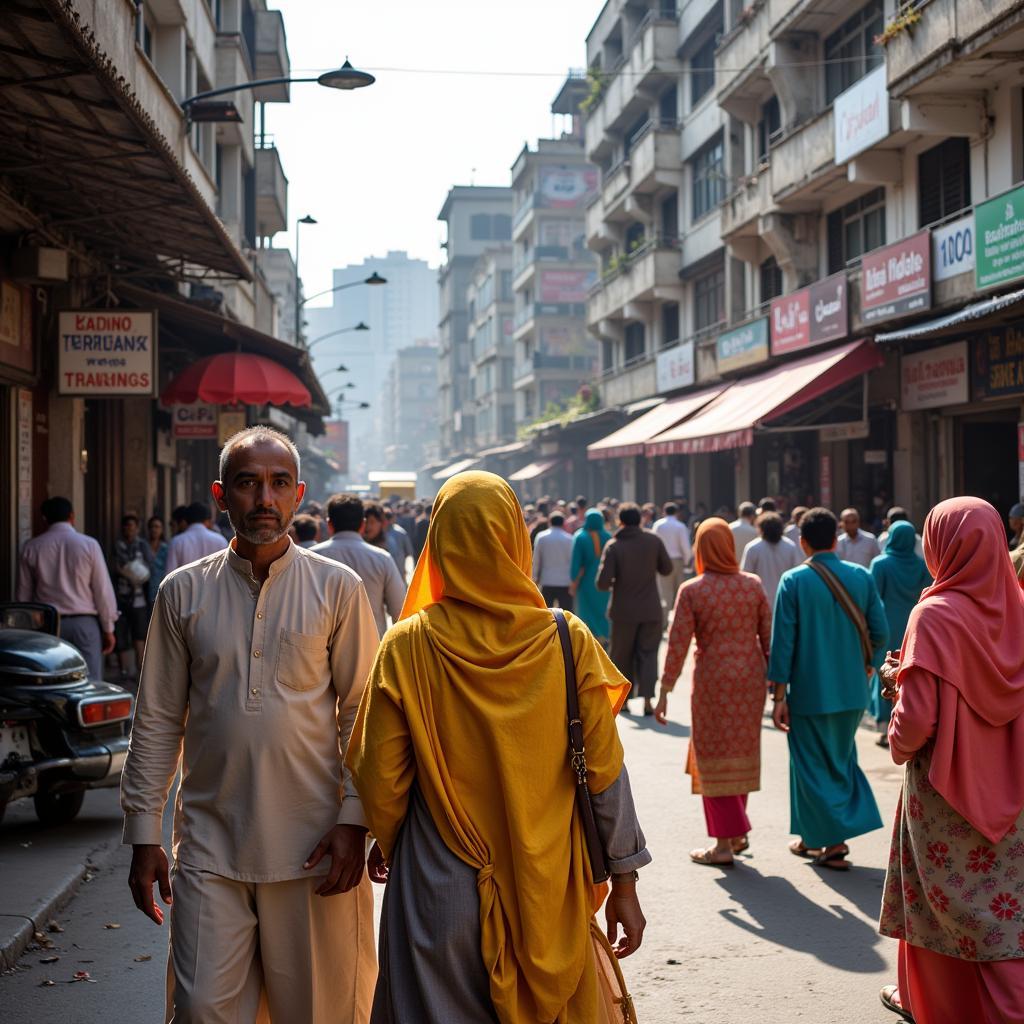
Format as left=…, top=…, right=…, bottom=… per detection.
left=0, top=652, right=904, bottom=1023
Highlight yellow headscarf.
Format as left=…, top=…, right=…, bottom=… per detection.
left=347, top=472, right=629, bottom=1024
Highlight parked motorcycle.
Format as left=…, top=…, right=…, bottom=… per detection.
left=0, top=603, right=132, bottom=826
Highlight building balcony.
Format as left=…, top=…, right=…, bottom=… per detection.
left=515, top=352, right=597, bottom=387
left=714, top=1, right=773, bottom=119
left=253, top=10, right=290, bottom=102
left=885, top=0, right=1020, bottom=95
left=255, top=144, right=288, bottom=237
left=599, top=355, right=658, bottom=408
left=215, top=34, right=255, bottom=153
left=587, top=238, right=682, bottom=326
left=584, top=13, right=683, bottom=159
left=721, top=170, right=772, bottom=240
left=629, top=121, right=684, bottom=194
left=514, top=301, right=588, bottom=339
left=769, top=108, right=839, bottom=205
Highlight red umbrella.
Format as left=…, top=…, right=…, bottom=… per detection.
left=160, top=352, right=311, bottom=408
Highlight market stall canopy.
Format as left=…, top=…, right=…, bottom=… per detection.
left=432, top=457, right=480, bottom=481
left=508, top=458, right=561, bottom=481
left=476, top=440, right=529, bottom=458
left=0, top=0, right=250, bottom=280
left=587, top=385, right=727, bottom=460
left=646, top=340, right=884, bottom=456
left=875, top=286, right=1024, bottom=343
left=161, top=352, right=311, bottom=408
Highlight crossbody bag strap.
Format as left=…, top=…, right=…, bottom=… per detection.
left=552, top=608, right=610, bottom=885
left=804, top=559, right=874, bottom=673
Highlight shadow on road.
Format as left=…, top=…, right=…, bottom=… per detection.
left=620, top=711, right=689, bottom=738
left=814, top=862, right=888, bottom=921
left=714, top=866, right=889, bottom=973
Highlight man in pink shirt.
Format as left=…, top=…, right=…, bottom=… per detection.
left=16, top=496, right=118, bottom=681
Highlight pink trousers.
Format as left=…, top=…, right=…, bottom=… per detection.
left=702, top=794, right=750, bottom=839
left=898, top=940, right=1024, bottom=1024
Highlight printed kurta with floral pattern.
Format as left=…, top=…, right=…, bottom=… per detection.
left=880, top=743, right=1024, bottom=961
left=662, top=570, right=771, bottom=797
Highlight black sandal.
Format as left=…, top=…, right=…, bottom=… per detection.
left=879, top=985, right=915, bottom=1021
left=812, top=845, right=851, bottom=871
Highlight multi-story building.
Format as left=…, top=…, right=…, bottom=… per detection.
left=580, top=0, right=1024, bottom=523
left=511, top=76, right=601, bottom=429
left=436, top=186, right=514, bottom=458
left=467, top=248, right=516, bottom=449
left=305, top=251, right=438, bottom=478
left=256, top=247, right=298, bottom=343
left=0, top=0, right=325, bottom=589
left=382, top=343, right=439, bottom=472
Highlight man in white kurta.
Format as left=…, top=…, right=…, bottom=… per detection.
left=121, top=427, right=378, bottom=1023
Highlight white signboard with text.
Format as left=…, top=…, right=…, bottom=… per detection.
left=931, top=215, right=975, bottom=282
left=834, top=65, right=889, bottom=164
left=901, top=341, right=969, bottom=411
left=58, top=311, right=156, bottom=395
left=656, top=341, right=695, bottom=394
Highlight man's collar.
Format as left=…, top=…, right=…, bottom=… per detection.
left=227, top=537, right=298, bottom=578
left=48, top=522, right=74, bottom=533
left=185, top=522, right=206, bottom=534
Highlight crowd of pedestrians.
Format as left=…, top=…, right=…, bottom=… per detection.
left=12, top=425, right=1024, bottom=1024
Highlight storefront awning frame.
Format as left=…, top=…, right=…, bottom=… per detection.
left=874, top=287, right=1024, bottom=343
left=432, top=457, right=480, bottom=481
left=645, top=341, right=884, bottom=456
left=508, top=458, right=561, bottom=482
left=0, top=0, right=252, bottom=282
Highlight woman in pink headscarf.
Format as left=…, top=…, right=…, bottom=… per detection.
left=877, top=497, right=1024, bottom=1024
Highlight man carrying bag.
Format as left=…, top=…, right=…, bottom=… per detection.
left=766, top=507, right=889, bottom=870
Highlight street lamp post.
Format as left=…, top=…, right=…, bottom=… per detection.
left=294, top=214, right=317, bottom=344
left=305, top=323, right=369, bottom=352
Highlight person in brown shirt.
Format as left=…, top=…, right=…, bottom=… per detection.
left=122, top=426, right=378, bottom=1023
left=597, top=502, right=673, bottom=716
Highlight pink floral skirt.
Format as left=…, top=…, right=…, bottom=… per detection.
left=880, top=742, right=1024, bottom=961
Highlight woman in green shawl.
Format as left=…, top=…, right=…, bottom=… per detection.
left=569, top=508, right=611, bottom=643
left=869, top=520, right=932, bottom=739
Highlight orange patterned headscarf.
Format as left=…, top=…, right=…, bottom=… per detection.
left=694, top=516, right=740, bottom=575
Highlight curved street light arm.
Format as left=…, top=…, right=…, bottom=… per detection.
left=301, top=279, right=370, bottom=307
left=181, top=77, right=321, bottom=109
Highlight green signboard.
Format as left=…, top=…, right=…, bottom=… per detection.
left=975, top=185, right=1024, bottom=290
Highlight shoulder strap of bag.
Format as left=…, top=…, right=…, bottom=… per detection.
left=553, top=609, right=610, bottom=885
left=804, top=559, right=874, bottom=672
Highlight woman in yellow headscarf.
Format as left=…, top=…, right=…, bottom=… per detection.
left=346, top=472, right=651, bottom=1024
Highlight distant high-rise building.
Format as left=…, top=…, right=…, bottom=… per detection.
left=511, top=73, right=600, bottom=429
left=382, top=342, right=439, bottom=471
left=305, top=251, right=438, bottom=477
left=436, top=186, right=514, bottom=458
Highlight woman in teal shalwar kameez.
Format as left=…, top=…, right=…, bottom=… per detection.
left=869, top=521, right=932, bottom=734
left=569, top=508, right=611, bottom=643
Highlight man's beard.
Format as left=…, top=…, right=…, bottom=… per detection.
left=228, top=506, right=294, bottom=545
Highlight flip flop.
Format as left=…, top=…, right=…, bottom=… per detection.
left=690, top=847, right=735, bottom=868
left=812, top=846, right=851, bottom=871
left=788, top=839, right=821, bottom=859
left=879, top=985, right=915, bottom=1022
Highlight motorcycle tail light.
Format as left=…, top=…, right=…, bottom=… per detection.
left=79, top=697, right=133, bottom=726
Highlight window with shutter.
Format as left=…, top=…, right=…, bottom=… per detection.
left=917, top=137, right=971, bottom=227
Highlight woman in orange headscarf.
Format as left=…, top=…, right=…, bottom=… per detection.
left=654, top=517, right=772, bottom=867
left=346, top=472, right=651, bottom=1024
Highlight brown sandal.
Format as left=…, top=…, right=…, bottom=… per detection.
left=731, top=836, right=750, bottom=854
left=879, top=985, right=915, bottom=1021
left=690, top=847, right=735, bottom=868
left=788, top=839, right=821, bottom=858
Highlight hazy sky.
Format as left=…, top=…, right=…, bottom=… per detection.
left=265, top=0, right=604, bottom=306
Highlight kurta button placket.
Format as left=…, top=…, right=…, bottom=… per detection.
left=247, top=577, right=268, bottom=713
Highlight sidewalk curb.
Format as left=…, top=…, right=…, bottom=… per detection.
left=0, top=838, right=120, bottom=972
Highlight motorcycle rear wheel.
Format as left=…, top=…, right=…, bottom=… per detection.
left=34, top=788, right=85, bottom=826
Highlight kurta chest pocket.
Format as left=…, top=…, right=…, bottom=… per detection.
left=276, top=629, right=330, bottom=691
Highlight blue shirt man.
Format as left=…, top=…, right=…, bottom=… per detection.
left=767, top=507, right=888, bottom=867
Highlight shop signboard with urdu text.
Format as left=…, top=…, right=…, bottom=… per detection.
left=972, top=324, right=1024, bottom=401
left=770, top=274, right=848, bottom=355
left=900, top=341, right=969, bottom=411
left=717, top=317, right=769, bottom=373
left=975, top=185, right=1024, bottom=290
left=57, top=310, right=156, bottom=395
left=860, top=231, right=931, bottom=323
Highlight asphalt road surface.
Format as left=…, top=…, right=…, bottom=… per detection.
left=0, top=656, right=905, bottom=1022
